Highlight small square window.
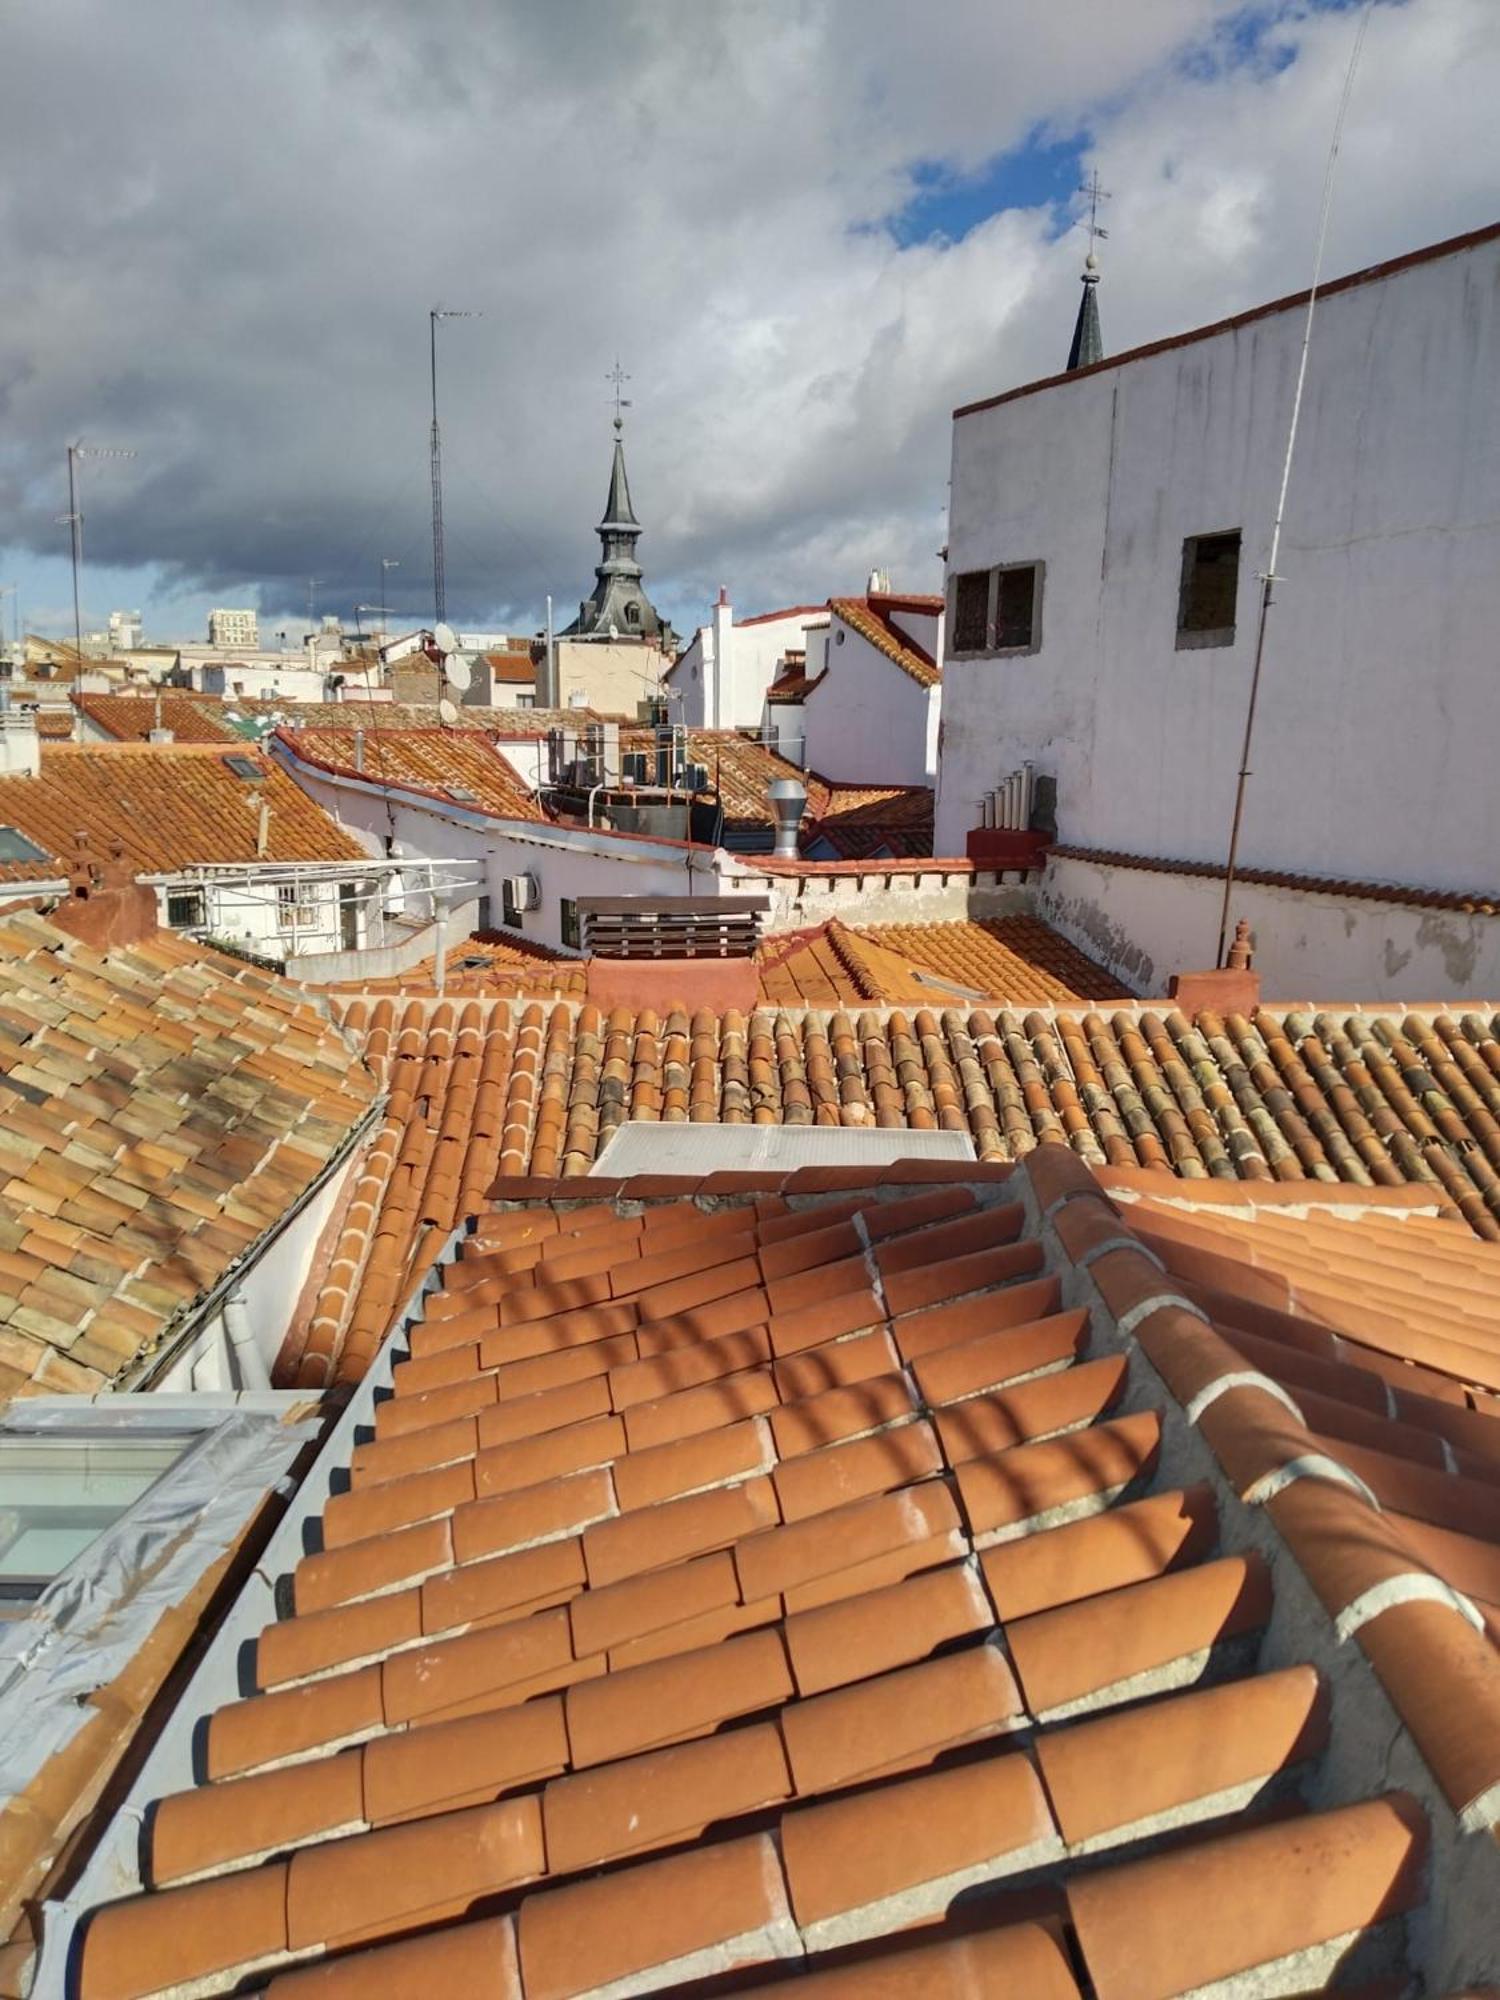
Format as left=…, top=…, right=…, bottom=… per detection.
left=560, top=898, right=581, bottom=950
left=1178, top=531, right=1241, bottom=646
left=951, top=571, right=989, bottom=652
left=276, top=882, right=318, bottom=930
left=996, top=565, right=1040, bottom=651
left=166, top=887, right=206, bottom=930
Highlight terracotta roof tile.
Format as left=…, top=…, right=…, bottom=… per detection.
left=77, top=1148, right=1500, bottom=1997
left=0, top=742, right=363, bottom=872
left=0, top=910, right=374, bottom=1399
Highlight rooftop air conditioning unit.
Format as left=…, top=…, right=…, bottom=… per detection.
left=507, top=872, right=541, bottom=913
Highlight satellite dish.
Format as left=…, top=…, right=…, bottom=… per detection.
left=438, top=697, right=459, bottom=726
left=433, top=622, right=458, bottom=656
left=446, top=655, right=472, bottom=693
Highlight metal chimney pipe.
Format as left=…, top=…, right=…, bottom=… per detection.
left=1021, top=760, right=1034, bottom=830
left=767, top=776, right=808, bottom=858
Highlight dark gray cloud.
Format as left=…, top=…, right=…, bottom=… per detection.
left=1, top=0, right=1493, bottom=639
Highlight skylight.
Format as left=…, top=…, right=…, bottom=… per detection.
left=0, top=826, right=50, bottom=864
left=222, top=755, right=263, bottom=781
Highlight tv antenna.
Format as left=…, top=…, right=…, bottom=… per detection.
left=429, top=306, right=481, bottom=627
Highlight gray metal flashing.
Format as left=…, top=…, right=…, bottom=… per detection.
left=591, top=1123, right=978, bottom=1178
left=29, top=1227, right=468, bottom=1993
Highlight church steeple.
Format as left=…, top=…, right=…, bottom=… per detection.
left=1068, top=169, right=1108, bottom=373
left=1067, top=251, right=1104, bottom=372
left=562, top=365, right=676, bottom=648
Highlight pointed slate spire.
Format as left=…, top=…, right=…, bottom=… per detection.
left=1067, top=251, right=1103, bottom=372
left=601, top=420, right=639, bottom=530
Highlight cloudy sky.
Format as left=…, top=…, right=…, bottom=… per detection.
left=0, top=0, right=1494, bottom=646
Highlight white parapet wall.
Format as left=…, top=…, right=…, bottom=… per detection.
left=1037, top=848, right=1500, bottom=1003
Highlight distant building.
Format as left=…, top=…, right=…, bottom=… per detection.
left=208, top=607, right=259, bottom=649
left=548, top=411, right=676, bottom=714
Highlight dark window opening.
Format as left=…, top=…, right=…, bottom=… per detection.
left=167, top=887, right=206, bottom=930
left=560, top=898, right=581, bottom=950
left=1178, top=531, right=1241, bottom=643
left=951, top=571, right=989, bottom=652
left=501, top=879, right=520, bottom=928
left=223, top=755, right=262, bottom=781
left=996, top=565, right=1039, bottom=650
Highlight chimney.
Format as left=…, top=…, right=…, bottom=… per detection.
left=255, top=798, right=271, bottom=859
left=0, top=704, right=40, bottom=779
left=147, top=692, right=173, bottom=745
left=353, top=728, right=365, bottom=774
left=709, top=586, right=733, bottom=731
left=1167, top=918, right=1261, bottom=1015
left=767, top=775, right=808, bottom=859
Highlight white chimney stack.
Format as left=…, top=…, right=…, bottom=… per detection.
left=0, top=707, right=41, bottom=779
left=709, top=585, right=733, bottom=731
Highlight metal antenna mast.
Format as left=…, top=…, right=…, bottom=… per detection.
left=429, top=307, right=480, bottom=628
left=63, top=441, right=136, bottom=661
left=1214, top=0, right=1374, bottom=965
left=307, top=577, right=321, bottom=627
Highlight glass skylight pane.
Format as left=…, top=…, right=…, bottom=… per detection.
left=0, top=1437, right=191, bottom=1587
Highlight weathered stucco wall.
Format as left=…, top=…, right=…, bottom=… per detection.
left=936, top=228, right=1500, bottom=898
left=1037, top=850, right=1500, bottom=1002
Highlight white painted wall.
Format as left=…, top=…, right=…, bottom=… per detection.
left=155, top=1145, right=366, bottom=1390
left=154, top=874, right=371, bottom=961
left=936, top=229, right=1500, bottom=899
left=673, top=605, right=828, bottom=732
left=726, top=858, right=1025, bottom=934
left=802, top=609, right=940, bottom=786
left=1038, top=850, right=1500, bottom=1003
left=281, top=751, right=726, bottom=951
left=195, top=661, right=332, bottom=702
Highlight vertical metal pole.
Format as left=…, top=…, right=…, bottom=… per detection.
left=430, top=310, right=446, bottom=627
left=545, top=594, right=556, bottom=709
left=68, top=445, right=83, bottom=661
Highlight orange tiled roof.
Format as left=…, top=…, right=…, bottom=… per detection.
left=0, top=745, right=366, bottom=875
left=0, top=907, right=377, bottom=1401
left=73, top=692, right=240, bottom=743
left=827, top=593, right=943, bottom=689
left=70, top=1144, right=1500, bottom=1995
left=33, top=710, right=77, bottom=741
left=1110, top=1177, right=1500, bottom=1398
left=329, top=932, right=588, bottom=1000
left=274, top=726, right=548, bottom=821
left=292, top=994, right=1500, bottom=1389
left=758, top=917, right=1127, bottom=1005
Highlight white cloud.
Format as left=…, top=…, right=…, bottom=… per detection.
left=0, top=0, right=1493, bottom=639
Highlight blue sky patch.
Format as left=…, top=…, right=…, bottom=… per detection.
left=883, top=133, right=1089, bottom=250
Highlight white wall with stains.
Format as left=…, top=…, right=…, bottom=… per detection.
left=935, top=228, right=1500, bottom=922
left=1038, top=850, right=1500, bottom=1003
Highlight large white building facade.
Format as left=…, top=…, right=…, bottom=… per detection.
left=935, top=221, right=1500, bottom=997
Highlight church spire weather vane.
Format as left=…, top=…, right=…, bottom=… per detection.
left=607, top=358, right=632, bottom=434
left=1078, top=168, right=1111, bottom=251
